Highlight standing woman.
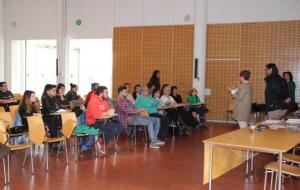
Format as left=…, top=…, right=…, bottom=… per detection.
left=283, top=71, right=296, bottom=103
left=147, top=70, right=161, bottom=90
left=228, top=70, right=253, bottom=128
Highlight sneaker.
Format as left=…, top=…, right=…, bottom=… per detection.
left=149, top=142, right=160, bottom=149
left=155, top=140, right=165, bottom=146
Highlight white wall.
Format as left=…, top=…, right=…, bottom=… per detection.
left=0, top=0, right=4, bottom=80
left=207, top=0, right=300, bottom=24
left=2, top=0, right=300, bottom=88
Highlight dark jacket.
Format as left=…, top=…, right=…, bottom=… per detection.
left=65, top=90, right=78, bottom=103
left=55, top=95, right=68, bottom=108
left=18, top=104, right=37, bottom=128
left=147, top=77, right=160, bottom=90
left=265, top=74, right=289, bottom=111
left=41, top=95, right=59, bottom=114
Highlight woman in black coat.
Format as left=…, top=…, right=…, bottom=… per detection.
left=147, top=70, right=161, bottom=90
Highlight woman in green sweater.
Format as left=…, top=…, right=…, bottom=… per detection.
left=283, top=71, right=296, bottom=103
left=187, top=88, right=207, bottom=127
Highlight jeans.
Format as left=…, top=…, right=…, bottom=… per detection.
left=132, top=116, right=160, bottom=142
left=80, top=136, right=94, bottom=151
left=91, top=120, right=124, bottom=144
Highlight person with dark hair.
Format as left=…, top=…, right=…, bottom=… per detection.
left=171, top=86, right=183, bottom=103
left=86, top=86, right=123, bottom=152
left=228, top=70, right=252, bottom=128
left=135, top=86, right=170, bottom=140
left=55, top=83, right=68, bottom=108
left=0, top=82, right=18, bottom=111
left=18, top=90, right=38, bottom=128
left=132, top=84, right=142, bottom=100
left=123, top=82, right=135, bottom=103
left=116, top=85, right=164, bottom=149
left=85, top=82, right=99, bottom=107
left=187, top=88, right=208, bottom=128
left=160, top=85, right=196, bottom=135
left=265, top=63, right=289, bottom=119
left=147, top=70, right=160, bottom=90
left=65, top=83, right=80, bottom=103
left=283, top=71, right=296, bottom=103
left=41, top=84, right=60, bottom=139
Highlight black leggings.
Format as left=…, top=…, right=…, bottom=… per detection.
left=149, top=113, right=170, bottom=138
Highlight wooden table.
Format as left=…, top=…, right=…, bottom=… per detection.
left=203, top=128, right=300, bottom=190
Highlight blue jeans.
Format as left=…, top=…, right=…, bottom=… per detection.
left=132, top=116, right=160, bottom=142
left=80, top=136, right=94, bottom=151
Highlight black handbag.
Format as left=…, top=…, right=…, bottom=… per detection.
left=287, top=102, right=299, bottom=113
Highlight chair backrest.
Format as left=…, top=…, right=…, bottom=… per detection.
left=0, top=107, right=5, bottom=112
left=61, top=112, right=77, bottom=139
left=0, top=121, right=8, bottom=145
left=0, top=112, right=13, bottom=129
left=13, top=93, right=23, bottom=101
left=27, top=115, right=46, bottom=145
left=9, top=105, right=19, bottom=120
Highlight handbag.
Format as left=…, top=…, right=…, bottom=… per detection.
left=287, top=102, right=299, bottom=113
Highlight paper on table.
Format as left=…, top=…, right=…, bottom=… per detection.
left=56, top=109, right=67, bottom=113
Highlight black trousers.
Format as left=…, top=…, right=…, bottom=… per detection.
left=91, top=120, right=124, bottom=144
left=149, top=113, right=170, bottom=138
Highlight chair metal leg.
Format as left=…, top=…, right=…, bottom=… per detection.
left=246, top=150, right=249, bottom=174
left=56, top=142, right=61, bottom=158
left=114, top=135, right=119, bottom=152
left=94, top=136, right=98, bottom=158
left=250, top=151, right=254, bottom=172
left=74, top=136, right=78, bottom=162
left=264, top=171, right=268, bottom=190
left=270, top=172, right=274, bottom=190
left=22, top=148, right=29, bottom=167
left=7, top=154, right=10, bottom=183
left=42, top=144, right=46, bottom=161
left=134, top=126, right=137, bottom=145
left=46, top=143, right=49, bottom=172
left=64, top=140, right=69, bottom=165
left=274, top=172, right=278, bottom=190
left=103, top=134, right=106, bottom=154
left=30, top=145, right=34, bottom=175
left=3, top=158, right=7, bottom=185
left=144, top=126, right=148, bottom=146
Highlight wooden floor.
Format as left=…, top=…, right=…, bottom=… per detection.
left=1, top=123, right=299, bottom=190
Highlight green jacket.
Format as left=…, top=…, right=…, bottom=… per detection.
left=288, top=81, right=296, bottom=103
left=187, top=95, right=201, bottom=108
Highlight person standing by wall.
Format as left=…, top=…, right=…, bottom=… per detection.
left=228, top=70, right=253, bottom=128
left=264, top=63, right=289, bottom=119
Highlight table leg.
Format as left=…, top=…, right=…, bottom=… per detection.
left=209, top=144, right=214, bottom=190
left=278, top=152, right=282, bottom=190
left=246, top=150, right=249, bottom=174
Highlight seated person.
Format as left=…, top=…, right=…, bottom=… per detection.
left=65, top=83, right=80, bottom=104
left=135, top=86, right=170, bottom=141
left=187, top=88, right=208, bottom=128
left=86, top=86, right=124, bottom=151
left=123, top=82, right=135, bottom=104
left=41, top=84, right=60, bottom=138
left=132, top=84, right=142, bottom=100
left=18, top=90, right=38, bottom=129
left=160, top=85, right=196, bottom=135
left=116, top=86, right=164, bottom=149
left=85, top=82, right=99, bottom=107
left=0, top=81, right=18, bottom=111
left=171, top=86, right=183, bottom=103
left=55, top=83, right=68, bottom=108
